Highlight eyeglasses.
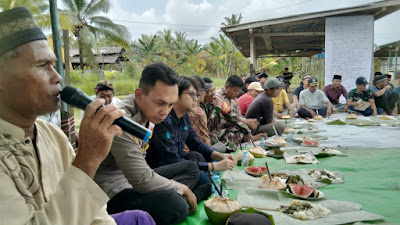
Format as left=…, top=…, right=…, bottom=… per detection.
left=182, top=92, right=200, bottom=100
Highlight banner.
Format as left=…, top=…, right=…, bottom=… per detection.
left=325, top=15, right=374, bottom=103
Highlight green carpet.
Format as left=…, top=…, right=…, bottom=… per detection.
left=177, top=147, right=400, bottom=224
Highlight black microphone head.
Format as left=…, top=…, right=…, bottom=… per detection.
left=60, top=86, right=79, bottom=104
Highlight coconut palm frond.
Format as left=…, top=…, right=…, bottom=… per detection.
left=61, top=0, right=77, bottom=12
left=84, top=0, right=111, bottom=17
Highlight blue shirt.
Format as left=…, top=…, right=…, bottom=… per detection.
left=293, top=82, right=304, bottom=98
left=146, top=109, right=214, bottom=171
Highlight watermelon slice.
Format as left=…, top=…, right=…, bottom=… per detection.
left=245, top=166, right=267, bottom=176
left=302, top=139, right=319, bottom=146
left=288, top=183, right=319, bottom=198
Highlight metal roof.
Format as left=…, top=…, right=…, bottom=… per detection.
left=374, top=40, right=400, bottom=57
left=221, top=0, right=400, bottom=57
left=70, top=47, right=124, bottom=57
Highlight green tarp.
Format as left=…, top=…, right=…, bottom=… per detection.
left=177, top=147, right=400, bottom=224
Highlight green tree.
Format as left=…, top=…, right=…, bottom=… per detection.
left=61, top=0, right=131, bottom=70
left=130, top=34, right=160, bottom=66
left=0, top=0, right=74, bottom=33
left=221, top=13, right=242, bottom=75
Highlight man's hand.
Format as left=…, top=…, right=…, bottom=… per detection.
left=326, top=109, right=332, bottom=117
left=73, top=99, right=124, bottom=178
left=243, top=118, right=259, bottom=130
left=213, top=158, right=236, bottom=171
left=251, top=133, right=268, bottom=141
left=309, top=110, right=317, bottom=117
left=385, top=84, right=392, bottom=90
left=289, top=110, right=294, bottom=118
left=182, top=185, right=197, bottom=214
left=211, top=96, right=224, bottom=108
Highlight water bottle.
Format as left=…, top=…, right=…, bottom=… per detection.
left=287, top=131, right=293, bottom=143
left=260, top=137, right=266, bottom=149
left=241, top=150, right=250, bottom=170
left=212, top=174, right=221, bottom=196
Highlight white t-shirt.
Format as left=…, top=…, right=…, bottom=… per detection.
left=80, top=95, right=121, bottom=121
left=299, top=88, right=329, bottom=109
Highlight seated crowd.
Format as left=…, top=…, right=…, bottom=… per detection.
left=2, top=7, right=400, bottom=225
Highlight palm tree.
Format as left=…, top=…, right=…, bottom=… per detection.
left=61, top=0, right=131, bottom=70
left=0, top=0, right=74, bottom=32
left=221, top=14, right=243, bottom=75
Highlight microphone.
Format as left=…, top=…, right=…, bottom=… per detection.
left=61, top=86, right=152, bottom=143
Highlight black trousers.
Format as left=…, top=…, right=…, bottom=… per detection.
left=107, top=161, right=199, bottom=225
left=298, top=107, right=328, bottom=118
left=375, top=92, right=399, bottom=115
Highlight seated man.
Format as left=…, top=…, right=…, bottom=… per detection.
left=0, top=7, right=154, bottom=225
left=184, top=76, right=226, bottom=153
left=238, top=82, right=264, bottom=116
left=215, top=75, right=266, bottom=149
left=258, top=73, right=268, bottom=87
left=201, top=78, right=266, bottom=151
left=271, top=77, right=295, bottom=118
left=292, top=75, right=311, bottom=111
left=94, top=80, right=122, bottom=105
left=298, top=78, right=333, bottom=119
left=238, top=76, right=258, bottom=98
left=246, top=78, right=286, bottom=136
left=80, top=80, right=121, bottom=120
left=94, top=63, right=201, bottom=225
left=323, top=75, right=348, bottom=112
left=147, top=76, right=236, bottom=186
left=347, top=76, right=379, bottom=116
left=371, top=74, right=399, bottom=115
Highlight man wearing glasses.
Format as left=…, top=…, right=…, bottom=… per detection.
left=147, top=76, right=237, bottom=189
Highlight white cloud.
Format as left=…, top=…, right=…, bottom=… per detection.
left=61, top=0, right=400, bottom=46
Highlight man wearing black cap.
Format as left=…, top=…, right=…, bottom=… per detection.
left=323, top=75, right=348, bottom=112
left=258, top=73, right=268, bottom=87
left=0, top=7, right=154, bottom=225
left=371, top=74, right=399, bottom=115
left=298, top=77, right=333, bottom=119
left=238, top=76, right=258, bottom=98
left=347, top=77, right=379, bottom=116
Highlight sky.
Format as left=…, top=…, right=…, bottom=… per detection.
left=58, top=0, right=400, bottom=46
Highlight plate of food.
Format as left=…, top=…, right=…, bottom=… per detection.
left=286, top=183, right=324, bottom=200
left=244, top=166, right=267, bottom=177
left=301, top=138, right=319, bottom=147
left=313, top=115, right=323, bottom=121
left=316, top=147, right=346, bottom=158
left=346, top=113, right=357, bottom=119
left=280, top=200, right=331, bottom=220
left=380, top=116, right=393, bottom=120
left=248, top=146, right=267, bottom=158
left=273, top=136, right=287, bottom=147
left=266, top=150, right=284, bottom=158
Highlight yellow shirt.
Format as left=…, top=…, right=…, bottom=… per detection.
left=0, top=118, right=115, bottom=225
left=271, top=89, right=290, bottom=112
